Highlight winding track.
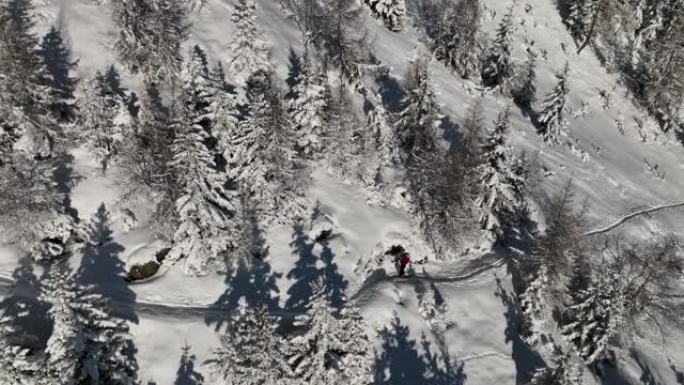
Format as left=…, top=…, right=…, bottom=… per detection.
left=583, top=200, right=684, bottom=236
left=0, top=254, right=506, bottom=319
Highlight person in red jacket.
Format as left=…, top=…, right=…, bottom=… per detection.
left=395, top=252, right=411, bottom=277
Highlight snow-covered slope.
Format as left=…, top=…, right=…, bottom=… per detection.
left=1, top=0, right=683, bottom=384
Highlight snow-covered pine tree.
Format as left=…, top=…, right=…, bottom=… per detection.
left=362, top=0, right=406, bottom=32
left=42, top=264, right=138, bottom=385
left=513, top=48, right=537, bottom=110
left=112, top=0, right=189, bottom=81
left=0, top=0, right=60, bottom=155
left=228, top=69, right=307, bottom=221
left=561, top=269, right=625, bottom=367
left=0, top=316, right=35, bottom=385
left=317, top=0, right=368, bottom=82
left=168, top=46, right=240, bottom=275
left=394, top=55, right=441, bottom=167
left=289, top=51, right=329, bottom=156
left=432, top=0, right=482, bottom=79
left=528, top=348, right=583, bottom=385
left=481, top=6, right=514, bottom=90
left=208, top=62, right=239, bottom=147
left=209, top=304, right=290, bottom=385
left=285, top=281, right=373, bottom=385
left=519, top=265, right=550, bottom=343
left=565, top=0, right=589, bottom=44
left=79, top=69, right=132, bottom=173
left=474, top=107, right=525, bottom=238
left=227, top=0, right=271, bottom=84
left=537, top=62, right=570, bottom=145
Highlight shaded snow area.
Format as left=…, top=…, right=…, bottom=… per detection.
left=1, top=0, right=683, bottom=384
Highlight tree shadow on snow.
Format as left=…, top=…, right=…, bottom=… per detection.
left=285, top=47, right=302, bottom=100
left=76, top=204, right=138, bottom=323
left=630, top=349, right=659, bottom=385
left=285, top=223, right=349, bottom=315
left=284, top=223, right=321, bottom=312
left=205, top=207, right=280, bottom=332
left=495, top=278, right=544, bottom=385
left=374, top=62, right=405, bottom=114
left=174, top=343, right=204, bottom=385
left=52, top=152, right=81, bottom=221
left=671, top=359, right=684, bottom=385
left=441, top=115, right=462, bottom=153
left=39, top=25, right=78, bottom=120
left=375, top=312, right=466, bottom=385
left=0, top=257, right=52, bottom=349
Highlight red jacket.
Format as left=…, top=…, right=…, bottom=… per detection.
left=400, top=254, right=411, bottom=266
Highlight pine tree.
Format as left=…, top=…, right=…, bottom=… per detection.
left=519, top=265, right=550, bottom=343
left=209, top=305, right=290, bottom=385
left=513, top=48, right=537, bottom=110
left=394, top=56, right=441, bottom=167
left=227, top=0, right=271, bottom=83
left=432, top=0, right=482, bottom=79
left=0, top=0, right=60, bottom=155
left=42, top=264, right=138, bottom=385
left=481, top=6, right=514, bottom=90
left=317, top=0, right=368, bottom=82
left=565, top=0, right=589, bottom=43
left=0, top=316, right=35, bottom=385
left=112, top=0, right=189, bottom=81
left=228, top=70, right=307, bottom=221
left=289, top=52, right=329, bottom=156
left=537, top=62, right=570, bottom=145
left=528, top=348, right=583, bottom=385
left=285, top=282, right=373, bottom=385
left=168, top=46, right=240, bottom=275
left=79, top=69, right=132, bottom=173
left=561, top=269, right=625, bottom=366
left=474, top=107, right=525, bottom=237
left=362, top=0, right=406, bottom=32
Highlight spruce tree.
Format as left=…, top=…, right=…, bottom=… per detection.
left=432, top=0, right=482, bottom=79
left=537, top=62, right=570, bottom=145
left=228, top=70, right=307, bottom=221
left=0, top=317, right=34, bottom=385
left=0, top=0, right=60, bottom=154
left=362, top=0, right=406, bottom=32
left=112, top=0, right=189, bottom=81
left=79, top=69, right=131, bottom=173
left=481, top=6, right=514, bottom=90
left=42, top=264, right=138, bottom=385
left=209, top=305, right=290, bottom=385
left=513, top=48, right=537, bottom=110
left=227, top=0, right=271, bottom=83
left=394, top=56, right=441, bottom=166
left=528, top=349, right=583, bottom=385
left=289, top=52, right=329, bottom=156
left=317, top=0, right=368, bottom=82
left=285, top=282, right=373, bottom=385
left=168, top=46, right=240, bottom=275
left=474, top=107, right=525, bottom=237
left=561, top=269, right=625, bottom=366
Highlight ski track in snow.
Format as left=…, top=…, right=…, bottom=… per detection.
left=584, top=200, right=684, bottom=236
left=0, top=255, right=505, bottom=319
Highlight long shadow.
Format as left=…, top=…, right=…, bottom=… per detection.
left=285, top=47, right=302, bottom=101
left=441, top=115, right=462, bottom=153
left=671, top=360, right=684, bottom=385
left=375, top=64, right=405, bottom=114
left=319, top=243, right=348, bottom=313
left=0, top=257, right=52, bottom=349
left=39, top=26, right=78, bottom=120
left=76, top=204, right=138, bottom=323
left=495, top=278, right=544, bottom=385
left=375, top=312, right=466, bottom=385
left=205, top=206, right=280, bottom=332
left=284, top=223, right=321, bottom=312
left=52, top=152, right=80, bottom=221
left=174, top=343, right=204, bottom=385
left=631, top=349, right=659, bottom=385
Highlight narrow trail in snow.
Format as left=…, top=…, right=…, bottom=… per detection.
left=583, top=200, right=684, bottom=236
left=0, top=254, right=505, bottom=319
